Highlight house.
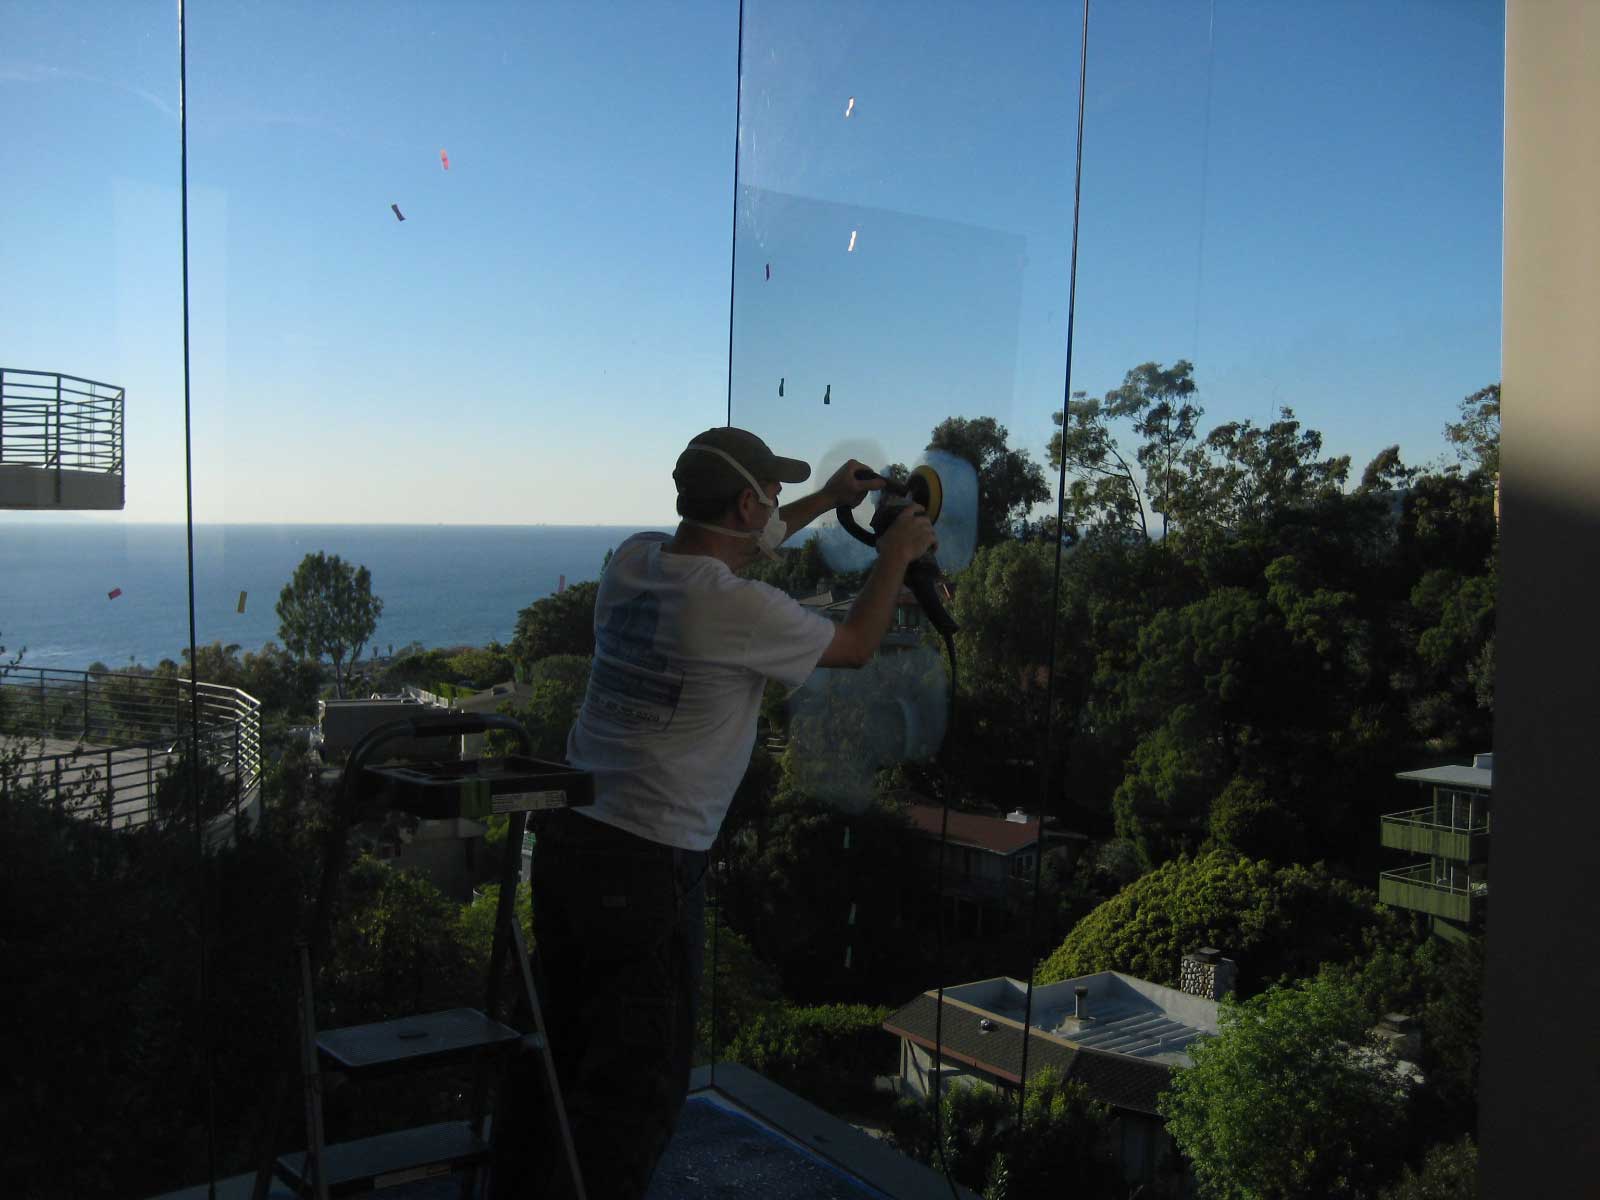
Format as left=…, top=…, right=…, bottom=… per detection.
left=901, top=801, right=1087, bottom=934
left=1379, top=753, right=1491, bottom=944
left=884, top=950, right=1236, bottom=1191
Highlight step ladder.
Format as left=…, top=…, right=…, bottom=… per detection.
left=253, top=712, right=592, bottom=1200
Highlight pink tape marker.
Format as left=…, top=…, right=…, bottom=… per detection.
left=440, top=149, right=450, bottom=171
left=108, top=587, right=122, bottom=600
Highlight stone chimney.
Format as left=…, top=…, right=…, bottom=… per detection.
left=1180, top=948, right=1238, bottom=1001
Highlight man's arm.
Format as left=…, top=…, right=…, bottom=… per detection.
left=779, top=458, right=881, bottom=540
left=816, top=505, right=938, bottom=668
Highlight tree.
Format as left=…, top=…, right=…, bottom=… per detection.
left=1443, top=384, right=1500, bottom=479
left=1172, top=409, right=1350, bottom=538
left=698, top=908, right=785, bottom=1062
left=1049, top=392, right=1150, bottom=539
left=928, top=416, right=1051, bottom=546
left=1379, top=1138, right=1478, bottom=1200
left=1359, top=445, right=1420, bottom=495
left=1160, top=974, right=1412, bottom=1200
left=721, top=1003, right=893, bottom=1114
left=1036, top=850, right=1388, bottom=994
left=503, top=654, right=591, bottom=758
left=276, top=552, right=384, bottom=699
left=889, top=1067, right=1119, bottom=1198
left=509, top=581, right=599, bottom=674
left=1100, top=360, right=1202, bottom=540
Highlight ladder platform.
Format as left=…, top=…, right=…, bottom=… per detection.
left=359, top=754, right=595, bottom=820
left=276, top=1119, right=488, bottom=1196
left=317, top=1007, right=522, bottom=1074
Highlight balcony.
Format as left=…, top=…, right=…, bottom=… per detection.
left=1379, top=863, right=1486, bottom=923
left=0, top=666, right=262, bottom=843
left=0, top=368, right=125, bottom=510
left=1380, top=805, right=1489, bottom=861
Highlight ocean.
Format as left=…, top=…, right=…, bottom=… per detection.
left=0, top=523, right=669, bottom=671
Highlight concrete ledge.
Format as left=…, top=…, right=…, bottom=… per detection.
left=0, top=463, right=123, bottom=509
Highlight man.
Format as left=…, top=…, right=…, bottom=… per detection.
left=500, top=427, right=936, bottom=1197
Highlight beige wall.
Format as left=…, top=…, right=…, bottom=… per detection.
left=1484, top=1, right=1600, bottom=1191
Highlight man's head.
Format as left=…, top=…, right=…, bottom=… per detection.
left=673, top=427, right=811, bottom=524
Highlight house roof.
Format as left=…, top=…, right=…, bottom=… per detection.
left=1395, top=764, right=1493, bottom=792
left=882, top=992, right=1178, bottom=1116
left=903, top=804, right=1053, bottom=855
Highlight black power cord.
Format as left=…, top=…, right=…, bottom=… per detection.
left=929, top=625, right=962, bottom=1200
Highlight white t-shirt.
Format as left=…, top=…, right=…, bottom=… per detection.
left=565, top=532, right=837, bottom=851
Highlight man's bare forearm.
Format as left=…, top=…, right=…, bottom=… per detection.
left=841, top=549, right=912, bottom=657
left=779, top=489, right=839, bottom=539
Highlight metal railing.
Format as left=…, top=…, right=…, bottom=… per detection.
left=0, top=667, right=261, bottom=833
left=1379, top=862, right=1485, bottom=896
left=0, top=367, right=125, bottom=477
left=1381, top=805, right=1491, bottom=835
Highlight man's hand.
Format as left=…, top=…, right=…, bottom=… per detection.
left=878, top=503, right=938, bottom=565
left=823, top=459, right=884, bottom=509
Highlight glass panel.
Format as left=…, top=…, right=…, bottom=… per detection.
left=0, top=5, right=204, bottom=1196
left=728, top=1, right=1500, bottom=1196
left=188, top=3, right=738, bottom=1194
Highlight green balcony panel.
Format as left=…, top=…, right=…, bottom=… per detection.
left=1379, top=817, right=1482, bottom=861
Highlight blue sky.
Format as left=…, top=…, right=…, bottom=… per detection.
left=1, top=0, right=1503, bottom=525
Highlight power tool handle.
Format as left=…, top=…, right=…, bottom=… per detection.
left=835, top=468, right=885, bottom=547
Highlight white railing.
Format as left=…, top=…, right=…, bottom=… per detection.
left=0, top=667, right=261, bottom=832
left=0, top=368, right=125, bottom=475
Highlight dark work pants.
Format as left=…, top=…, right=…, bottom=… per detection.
left=492, top=809, right=706, bottom=1199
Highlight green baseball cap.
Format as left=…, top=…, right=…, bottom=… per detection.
left=673, top=427, right=812, bottom=500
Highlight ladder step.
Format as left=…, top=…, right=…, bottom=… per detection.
left=276, top=1120, right=488, bottom=1196
left=317, top=1007, right=521, bottom=1074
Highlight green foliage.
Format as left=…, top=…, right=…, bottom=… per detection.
left=722, top=1003, right=892, bottom=1113
left=1049, top=391, right=1151, bottom=538
left=503, top=653, right=591, bottom=758
left=0, top=787, right=306, bottom=1196
left=457, top=881, right=534, bottom=979
left=1173, top=408, right=1350, bottom=541
left=509, top=580, right=599, bottom=674
left=152, top=751, right=237, bottom=829
left=321, top=855, right=474, bottom=1026
left=1207, top=775, right=1308, bottom=863
left=718, top=790, right=934, bottom=1003
left=889, top=1068, right=1119, bottom=1198
left=446, top=641, right=515, bottom=690
left=1379, top=1138, right=1478, bottom=1200
left=743, top=535, right=846, bottom=597
left=1320, top=932, right=1483, bottom=1141
left=1160, top=974, right=1411, bottom=1199
left=276, top=551, right=384, bottom=699
left=928, top=415, right=1050, bottom=546
left=1036, top=850, right=1385, bottom=994
left=698, top=907, right=786, bottom=1060
left=1443, top=384, right=1499, bottom=479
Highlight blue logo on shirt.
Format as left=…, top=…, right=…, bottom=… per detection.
left=596, top=591, right=671, bottom=673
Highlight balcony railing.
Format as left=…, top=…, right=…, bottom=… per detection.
left=1379, top=862, right=1487, bottom=923
left=0, top=667, right=261, bottom=836
left=0, top=367, right=125, bottom=508
left=1380, top=805, right=1490, bottom=860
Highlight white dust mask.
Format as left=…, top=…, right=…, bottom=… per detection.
left=681, top=443, right=788, bottom=561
